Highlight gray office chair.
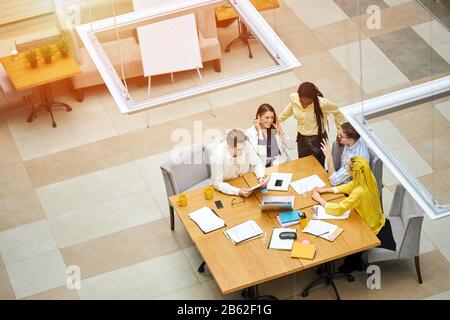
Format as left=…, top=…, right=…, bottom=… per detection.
left=331, top=141, right=383, bottom=205
left=364, top=184, right=424, bottom=284
left=160, top=143, right=211, bottom=231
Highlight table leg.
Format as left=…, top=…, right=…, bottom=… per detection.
left=27, top=83, right=72, bottom=128
left=224, top=18, right=254, bottom=58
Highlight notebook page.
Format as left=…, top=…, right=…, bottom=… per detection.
left=188, top=207, right=225, bottom=233
left=225, top=220, right=263, bottom=244
left=290, top=175, right=326, bottom=194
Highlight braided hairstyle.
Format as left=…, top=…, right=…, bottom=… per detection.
left=297, top=82, right=324, bottom=136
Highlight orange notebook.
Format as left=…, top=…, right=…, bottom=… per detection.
left=291, top=242, right=316, bottom=260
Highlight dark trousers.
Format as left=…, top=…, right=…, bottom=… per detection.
left=343, top=219, right=396, bottom=268
left=296, top=132, right=327, bottom=167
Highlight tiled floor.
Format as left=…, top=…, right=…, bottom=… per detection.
left=0, top=0, right=450, bottom=300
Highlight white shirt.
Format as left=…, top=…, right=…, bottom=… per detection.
left=210, top=141, right=265, bottom=195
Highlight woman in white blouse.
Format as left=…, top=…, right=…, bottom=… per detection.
left=246, top=103, right=294, bottom=167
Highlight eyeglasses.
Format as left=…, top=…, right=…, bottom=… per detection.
left=231, top=198, right=246, bottom=207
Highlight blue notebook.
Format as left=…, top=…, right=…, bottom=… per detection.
left=278, top=210, right=301, bottom=224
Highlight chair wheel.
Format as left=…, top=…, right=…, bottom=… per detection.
left=348, top=275, right=355, bottom=282
left=301, top=291, right=309, bottom=297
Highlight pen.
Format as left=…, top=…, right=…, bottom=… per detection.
left=315, top=231, right=329, bottom=238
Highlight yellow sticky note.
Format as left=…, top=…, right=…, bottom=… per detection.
left=291, top=242, right=316, bottom=260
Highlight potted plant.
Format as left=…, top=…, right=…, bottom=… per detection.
left=24, top=49, right=38, bottom=68
left=39, top=44, right=54, bottom=64
left=55, top=34, right=71, bottom=58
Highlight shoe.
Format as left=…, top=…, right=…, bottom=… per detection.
left=338, top=263, right=355, bottom=274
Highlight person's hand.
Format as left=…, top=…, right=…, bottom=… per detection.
left=275, top=118, right=282, bottom=134
left=239, top=188, right=252, bottom=198
left=313, top=187, right=327, bottom=194
left=320, top=138, right=332, bottom=159
left=253, top=116, right=262, bottom=133
left=258, top=176, right=269, bottom=188
left=312, top=190, right=322, bottom=203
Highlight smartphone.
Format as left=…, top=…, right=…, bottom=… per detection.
left=275, top=179, right=283, bottom=187
left=215, top=200, right=224, bottom=209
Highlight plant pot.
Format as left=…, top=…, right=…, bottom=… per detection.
left=60, top=49, right=69, bottom=58
left=44, top=56, right=52, bottom=64
left=30, top=60, right=38, bottom=68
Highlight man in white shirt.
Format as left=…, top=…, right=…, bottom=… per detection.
left=211, top=129, right=266, bottom=197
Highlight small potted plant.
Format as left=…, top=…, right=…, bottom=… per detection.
left=39, top=44, right=54, bottom=64
left=55, top=34, right=71, bottom=58
left=24, top=49, right=38, bottom=68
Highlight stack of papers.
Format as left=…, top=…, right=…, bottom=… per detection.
left=276, top=210, right=305, bottom=227
left=188, top=207, right=225, bottom=233
left=267, top=172, right=293, bottom=191
left=291, top=242, right=316, bottom=260
left=290, top=175, right=325, bottom=194
left=268, top=228, right=296, bottom=250
left=302, top=220, right=340, bottom=241
left=224, top=220, right=263, bottom=245
left=312, top=205, right=351, bottom=220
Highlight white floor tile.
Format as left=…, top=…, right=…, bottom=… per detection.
left=135, top=151, right=173, bottom=188
left=434, top=42, right=450, bottom=64
left=370, top=120, right=411, bottom=150
left=440, top=245, right=450, bottom=264
left=382, top=187, right=394, bottom=213
left=0, top=220, right=57, bottom=264
left=183, top=246, right=213, bottom=283
left=423, top=290, right=450, bottom=300
left=201, top=279, right=242, bottom=300
left=383, top=0, right=412, bottom=6
left=348, top=60, right=410, bottom=94
left=412, top=20, right=450, bottom=48
left=37, top=162, right=147, bottom=217
left=392, top=145, right=434, bottom=179
left=288, top=0, right=348, bottom=28
left=435, top=100, right=450, bottom=123
left=329, top=39, right=389, bottom=72
left=149, top=184, right=170, bottom=218
left=154, top=284, right=207, bottom=300
left=78, top=251, right=198, bottom=299
left=48, top=189, right=162, bottom=248
left=6, top=250, right=67, bottom=299
left=419, top=231, right=437, bottom=255
left=423, top=214, right=450, bottom=248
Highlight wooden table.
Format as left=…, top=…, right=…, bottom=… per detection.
left=0, top=47, right=80, bottom=127
left=170, top=156, right=380, bottom=298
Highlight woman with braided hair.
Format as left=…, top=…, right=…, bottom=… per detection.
left=278, top=82, right=346, bottom=166
left=311, top=156, right=396, bottom=273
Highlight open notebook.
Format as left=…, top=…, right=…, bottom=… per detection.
left=188, top=207, right=225, bottom=234
left=224, top=220, right=263, bottom=245
left=302, top=220, right=343, bottom=242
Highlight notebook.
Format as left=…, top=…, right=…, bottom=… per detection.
left=312, top=205, right=351, bottom=220
left=302, top=220, right=344, bottom=242
left=188, top=207, right=225, bottom=234
left=268, top=228, right=296, bottom=251
left=290, top=175, right=326, bottom=194
left=267, top=172, right=293, bottom=191
left=224, top=220, right=263, bottom=245
left=278, top=210, right=301, bottom=224
left=291, top=242, right=316, bottom=260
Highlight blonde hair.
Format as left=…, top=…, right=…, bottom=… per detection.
left=350, top=156, right=382, bottom=212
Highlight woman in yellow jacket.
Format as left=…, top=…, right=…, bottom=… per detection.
left=278, top=82, right=346, bottom=166
left=312, top=156, right=396, bottom=273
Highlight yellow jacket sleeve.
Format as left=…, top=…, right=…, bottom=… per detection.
left=321, top=98, right=346, bottom=131
left=336, top=180, right=355, bottom=195
left=326, top=188, right=362, bottom=216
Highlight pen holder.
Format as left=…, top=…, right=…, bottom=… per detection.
left=204, top=186, right=214, bottom=200
left=177, top=194, right=188, bottom=207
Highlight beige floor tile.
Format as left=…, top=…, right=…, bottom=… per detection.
left=48, top=189, right=162, bottom=248
left=424, top=290, right=450, bottom=300
left=313, top=71, right=363, bottom=106
left=261, top=0, right=309, bottom=37
left=25, top=135, right=133, bottom=188
left=420, top=232, right=437, bottom=255
left=78, top=251, right=198, bottom=300
left=5, top=98, right=118, bottom=161
left=0, top=163, right=33, bottom=199
left=435, top=100, right=450, bottom=123
left=348, top=60, right=410, bottom=94
left=292, top=51, right=346, bottom=83
left=279, top=30, right=327, bottom=58
left=382, top=187, right=394, bottom=213
left=329, top=39, right=389, bottom=72
left=0, top=114, right=23, bottom=166
left=36, top=162, right=147, bottom=217
left=154, top=283, right=207, bottom=300
left=0, top=220, right=57, bottom=264
left=286, top=0, right=348, bottom=29
left=423, top=213, right=450, bottom=248
left=439, top=168, right=450, bottom=188
left=440, top=245, right=450, bottom=264
left=392, top=145, right=434, bottom=179
left=0, top=190, right=46, bottom=232
left=0, top=256, right=15, bottom=300
left=418, top=174, right=450, bottom=205
left=61, top=218, right=181, bottom=280
left=22, top=286, right=80, bottom=300
left=6, top=250, right=68, bottom=299
left=183, top=246, right=213, bottom=283
left=370, top=119, right=411, bottom=149
left=414, top=134, right=450, bottom=172
left=168, top=215, right=194, bottom=249
left=312, top=19, right=366, bottom=50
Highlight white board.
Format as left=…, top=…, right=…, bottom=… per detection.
left=136, top=13, right=203, bottom=77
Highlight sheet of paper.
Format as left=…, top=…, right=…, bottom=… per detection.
left=290, top=174, right=326, bottom=194
left=267, top=172, right=293, bottom=191
left=268, top=228, right=296, bottom=250
left=224, top=220, right=263, bottom=244
left=302, top=220, right=337, bottom=238
left=188, top=207, right=225, bottom=233
left=312, top=205, right=351, bottom=220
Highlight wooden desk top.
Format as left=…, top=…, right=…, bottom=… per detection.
left=243, top=156, right=343, bottom=216
left=169, top=177, right=262, bottom=243
left=0, top=48, right=80, bottom=91
left=215, top=0, right=280, bottom=21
